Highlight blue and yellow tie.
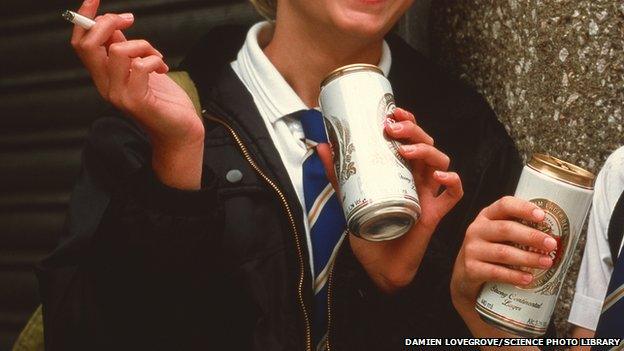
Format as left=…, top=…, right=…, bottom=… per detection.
left=300, top=109, right=347, bottom=351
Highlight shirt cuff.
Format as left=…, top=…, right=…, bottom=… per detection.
left=568, top=292, right=604, bottom=331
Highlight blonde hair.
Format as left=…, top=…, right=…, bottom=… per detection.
left=249, top=0, right=277, bottom=20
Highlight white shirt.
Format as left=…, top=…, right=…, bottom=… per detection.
left=568, top=146, right=624, bottom=330
left=230, top=21, right=392, bottom=276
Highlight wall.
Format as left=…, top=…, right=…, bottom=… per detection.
left=427, top=0, right=623, bottom=337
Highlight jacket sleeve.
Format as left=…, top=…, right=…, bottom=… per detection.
left=38, top=114, right=224, bottom=350
left=83, top=115, right=224, bottom=274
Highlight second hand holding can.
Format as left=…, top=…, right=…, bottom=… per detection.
left=475, top=154, right=595, bottom=336
left=319, top=64, right=421, bottom=241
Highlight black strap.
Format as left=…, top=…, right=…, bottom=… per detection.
left=607, top=190, right=624, bottom=263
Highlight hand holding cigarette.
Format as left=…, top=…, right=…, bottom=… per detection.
left=66, top=0, right=205, bottom=190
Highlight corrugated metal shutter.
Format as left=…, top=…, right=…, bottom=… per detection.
left=0, top=1, right=260, bottom=348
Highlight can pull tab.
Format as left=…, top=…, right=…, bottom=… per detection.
left=555, top=159, right=572, bottom=171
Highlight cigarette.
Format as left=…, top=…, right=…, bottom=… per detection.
left=62, top=10, right=96, bottom=30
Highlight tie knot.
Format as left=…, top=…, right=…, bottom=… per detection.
left=300, top=109, right=328, bottom=144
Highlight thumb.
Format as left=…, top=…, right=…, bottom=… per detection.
left=430, top=171, right=463, bottom=219
left=316, top=143, right=339, bottom=191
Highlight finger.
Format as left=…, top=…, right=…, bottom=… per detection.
left=131, top=55, right=169, bottom=77
left=425, top=171, right=463, bottom=218
left=108, top=40, right=164, bottom=98
left=108, top=39, right=163, bottom=61
left=399, top=144, right=450, bottom=171
left=385, top=120, right=434, bottom=145
left=126, top=56, right=169, bottom=102
left=479, top=243, right=553, bottom=269
left=80, top=13, right=134, bottom=52
left=105, top=30, right=127, bottom=48
left=466, top=260, right=534, bottom=287
left=72, top=0, right=100, bottom=42
left=434, top=170, right=463, bottom=198
left=75, top=13, right=134, bottom=92
left=92, top=16, right=128, bottom=47
left=392, top=107, right=417, bottom=123
left=481, top=196, right=545, bottom=222
left=433, top=171, right=462, bottom=197
left=479, top=220, right=558, bottom=252
left=316, top=143, right=339, bottom=191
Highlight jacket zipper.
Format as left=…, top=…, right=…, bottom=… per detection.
left=326, top=257, right=337, bottom=351
left=204, top=113, right=313, bottom=351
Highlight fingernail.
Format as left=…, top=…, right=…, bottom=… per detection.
left=539, top=256, right=553, bottom=268
left=435, top=171, right=448, bottom=179
left=522, top=274, right=533, bottom=284
left=532, top=208, right=545, bottom=220
left=155, top=49, right=164, bottom=58
left=401, top=144, right=417, bottom=153
left=119, top=13, right=134, bottom=20
left=387, top=123, right=402, bottom=132
left=544, top=237, right=557, bottom=251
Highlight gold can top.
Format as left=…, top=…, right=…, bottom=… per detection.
left=528, top=154, right=595, bottom=189
left=320, top=63, right=384, bottom=88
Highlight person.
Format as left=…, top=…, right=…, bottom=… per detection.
left=568, top=146, right=624, bottom=348
left=38, top=0, right=558, bottom=349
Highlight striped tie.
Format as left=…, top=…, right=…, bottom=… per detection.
left=593, top=251, right=624, bottom=351
left=300, top=109, right=347, bottom=351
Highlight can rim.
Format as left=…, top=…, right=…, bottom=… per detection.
left=348, top=196, right=420, bottom=241
left=528, top=154, right=595, bottom=189
left=320, top=63, right=383, bottom=89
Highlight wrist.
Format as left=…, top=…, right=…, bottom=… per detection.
left=149, top=115, right=205, bottom=150
left=151, top=127, right=205, bottom=190
left=451, top=281, right=474, bottom=317
left=450, top=262, right=481, bottom=318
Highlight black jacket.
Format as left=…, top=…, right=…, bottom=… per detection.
left=38, top=26, right=525, bottom=351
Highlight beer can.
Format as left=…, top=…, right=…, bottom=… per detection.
left=319, top=64, right=420, bottom=241
left=475, top=154, right=595, bottom=336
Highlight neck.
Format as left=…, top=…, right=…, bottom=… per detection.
left=263, top=14, right=384, bottom=107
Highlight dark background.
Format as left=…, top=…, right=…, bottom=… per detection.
left=0, top=1, right=260, bottom=348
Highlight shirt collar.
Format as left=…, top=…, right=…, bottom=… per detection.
left=234, top=21, right=392, bottom=124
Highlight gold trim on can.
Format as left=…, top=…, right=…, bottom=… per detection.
left=320, top=64, right=384, bottom=89
left=528, top=154, right=595, bottom=190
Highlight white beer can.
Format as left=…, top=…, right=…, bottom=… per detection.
left=319, top=64, right=420, bottom=241
left=475, top=154, right=595, bottom=336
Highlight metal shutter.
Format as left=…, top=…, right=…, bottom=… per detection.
left=0, top=1, right=259, bottom=348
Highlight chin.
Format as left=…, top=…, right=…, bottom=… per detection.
left=335, top=14, right=389, bottom=38
left=328, top=0, right=410, bottom=39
